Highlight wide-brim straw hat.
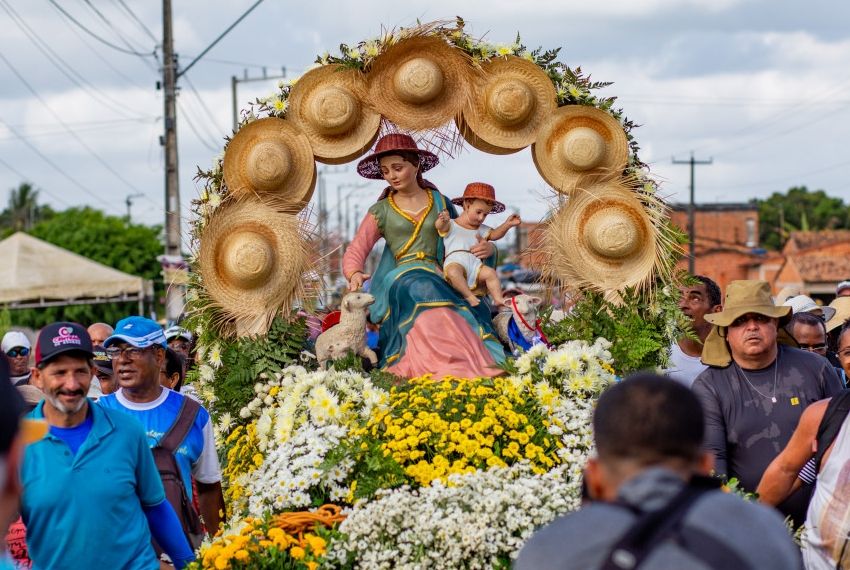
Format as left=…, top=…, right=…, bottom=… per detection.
left=198, top=199, right=309, bottom=336
left=367, top=35, right=474, bottom=131
left=288, top=64, right=381, bottom=165
left=461, top=56, right=557, bottom=152
left=356, top=133, right=438, bottom=179
left=532, top=105, right=629, bottom=193
left=450, top=182, right=505, bottom=214
left=783, top=294, right=836, bottom=323
left=701, top=280, right=794, bottom=367
left=546, top=178, right=657, bottom=291
left=223, top=117, right=316, bottom=211
left=456, top=116, right=521, bottom=155
left=827, top=296, right=850, bottom=333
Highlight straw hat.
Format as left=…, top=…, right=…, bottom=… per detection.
left=546, top=178, right=657, bottom=291
left=827, top=296, right=850, bottom=333
left=460, top=56, right=556, bottom=152
left=287, top=64, right=381, bottom=165
left=701, top=280, right=795, bottom=367
left=198, top=199, right=309, bottom=336
left=450, top=182, right=505, bottom=214
left=782, top=294, right=836, bottom=323
left=223, top=117, right=316, bottom=210
left=456, top=116, right=521, bottom=156
left=367, top=35, right=474, bottom=131
left=356, top=133, right=438, bottom=179
left=532, top=105, right=629, bottom=192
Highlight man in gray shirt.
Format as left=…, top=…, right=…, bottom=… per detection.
left=516, top=373, right=801, bottom=570
left=692, top=280, right=843, bottom=525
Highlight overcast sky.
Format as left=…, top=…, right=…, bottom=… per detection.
left=1, top=0, right=848, bottom=248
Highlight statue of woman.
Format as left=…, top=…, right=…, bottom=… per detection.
left=342, top=134, right=506, bottom=378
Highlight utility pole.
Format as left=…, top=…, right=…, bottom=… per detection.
left=125, top=193, right=144, bottom=221
left=162, top=0, right=183, bottom=322
left=672, top=152, right=713, bottom=275
left=231, top=68, right=287, bottom=130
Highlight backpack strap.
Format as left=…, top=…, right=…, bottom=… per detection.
left=814, top=389, right=850, bottom=475
left=157, top=395, right=201, bottom=453
left=601, top=475, right=749, bottom=570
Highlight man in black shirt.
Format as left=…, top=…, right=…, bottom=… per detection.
left=692, top=280, right=843, bottom=525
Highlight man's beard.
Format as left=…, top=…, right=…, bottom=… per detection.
left=44, top=389, right=86, bottom=414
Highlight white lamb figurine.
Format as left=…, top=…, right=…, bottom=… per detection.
left=315, top=292, right=378, bottom=369
left=492, top=294, right=544, bottom=353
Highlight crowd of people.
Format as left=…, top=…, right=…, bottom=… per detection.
left=1, top=317, right=218, bottom=569
left=520, top=277, right=850, bottom=569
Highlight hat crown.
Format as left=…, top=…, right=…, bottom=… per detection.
left=585, top=209, right=640, bottom=259
left=219, top=230, right=275, bottom=289
left=486, top=78, right=535, bottom=126
left=463, top=182, right=497, bottom=202
left=724, top=280, right=775, bottom=311
left=560, top=126, right=606, bottom=171
left=307, top=85, right=359, bottom=135
left=374, top=133, right=420, bottom=155
left=244, top=139, right=292, bottom=192
left=393, top=57, right=444, bottom=104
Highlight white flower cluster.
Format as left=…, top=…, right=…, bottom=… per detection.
left=514, top=337, right=615, bottom=392
left=242, top=422, right=353, bottom=518
left=327, top=463, right=579, bottom=569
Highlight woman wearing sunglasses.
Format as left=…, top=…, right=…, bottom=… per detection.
left=1, top=331, right=32, bottom=386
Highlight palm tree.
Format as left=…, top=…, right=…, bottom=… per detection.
left=3, top=182, right=41, bottom=231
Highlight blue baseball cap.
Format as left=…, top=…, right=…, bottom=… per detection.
left=103, top=317, right=167, bottom=349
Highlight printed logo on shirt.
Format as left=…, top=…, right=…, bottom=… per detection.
left=52, top=326, right=82, bottom=347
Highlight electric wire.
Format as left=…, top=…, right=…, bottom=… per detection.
left=177, top=99, right=220, bottom=153
left=0, top=156, right=72, bottom=208
left=0, top=51, right=161, bottom=210
left=181, top=74, right=225, bottom=143
left=0, top=0, right=149, bottom=120
left=113, top=0, right=158, bottom=43
left=48, top=0, right=155, bottom=57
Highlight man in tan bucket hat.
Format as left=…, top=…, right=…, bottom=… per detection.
left=692, top=280, right=843, bottom=526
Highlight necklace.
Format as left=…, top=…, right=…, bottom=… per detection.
left=736, top=350, right=779, bottom=404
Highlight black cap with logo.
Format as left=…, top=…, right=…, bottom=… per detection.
left=35, top=322, right=94, bottom=366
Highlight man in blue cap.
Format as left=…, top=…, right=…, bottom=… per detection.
left=100, top=316, right=224, bottom=543
left=21, top=321, right=194, bottom=569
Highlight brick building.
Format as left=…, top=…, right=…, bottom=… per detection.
left=670, top=202, right=763, bottom=292
left=771, top=231, right=850, bottom=299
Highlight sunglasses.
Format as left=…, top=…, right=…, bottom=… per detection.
left=6, top=347, right=30, bottom=357
left=798, top=343, right=827, bottom=353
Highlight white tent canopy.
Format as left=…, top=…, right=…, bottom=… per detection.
left=0, top=232, right=151, bottom=309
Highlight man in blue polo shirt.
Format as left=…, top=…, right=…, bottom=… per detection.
left=21, top=322, right=194, bottom=570
left=100, top=317, right=224, bottom=538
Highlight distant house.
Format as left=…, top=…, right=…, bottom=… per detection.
left=771, top=231, right=850, bottom=298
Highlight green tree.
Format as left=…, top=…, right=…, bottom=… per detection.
left=8, top=207, right=164, bottom=329
left=0, top=182, right=54, bottom=234
left=755, top=186, right=850, bottom=250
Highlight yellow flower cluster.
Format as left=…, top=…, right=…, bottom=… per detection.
left=221, top=423, right=262, bottom=514
left=193, top=517, right=326, bottom=570
left=359, top=376, right=561, bottom=486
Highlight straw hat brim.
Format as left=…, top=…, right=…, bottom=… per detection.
left=532, top=105, right=629, bottom=193
left=827, top=296, right=850, bottom=332
left=288, top=64, right=381, bottom=164
left=456, top=116, right=522, bottom=156
left=367, top=36, right=475, bottom=131
left=461, top=56, right=557, bottom=151
left=547, top=179, right=657, bottom=291
left=198, top=199, right=309, bottom=336
left=704, top=304, right=792, bottom=327
left=223, top=117, right=316, bottom=211
left=450, top=196, right=505, bottom=214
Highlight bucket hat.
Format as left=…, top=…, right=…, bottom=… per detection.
left=356, top=133, right=438, bottom=179
left=450, top=182, right=505, bottom=214
left=782, top=294, right=836, bottom=323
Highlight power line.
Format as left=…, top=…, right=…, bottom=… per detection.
left=0, top=51, right=160, bottom=209
left=181, top=74, right=225, bottom=144
left=177, top=99, right=219, bottom=152
left=0, top=117, right=118, bottom=213
left=0, top=156, right=72, bottom=208
left=178, top=0, right=267, bottom=78
left=114, top=0, right=158, bottom=43
left=0, top=0, right=148, bottom=120
left=48, top=0, right=155, bottom=57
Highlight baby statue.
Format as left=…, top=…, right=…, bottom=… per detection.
left=435, top=182, right=521, bottom=307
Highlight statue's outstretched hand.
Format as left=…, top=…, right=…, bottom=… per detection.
left=348, top=271, right=371, bottom=291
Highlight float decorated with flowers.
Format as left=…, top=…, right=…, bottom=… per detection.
left=185, top=17, right=688, bottom=570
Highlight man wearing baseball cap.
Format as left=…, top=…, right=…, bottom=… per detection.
left=21, top=321, right=194, bottom=569
left=100, top=316, right=224, bottom=542
left=2, top=331, right=32, bottom=387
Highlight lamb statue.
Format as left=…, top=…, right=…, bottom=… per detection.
left=315, top=292, right=378, bottom=369
left=492, top=294, right=547, bottom=354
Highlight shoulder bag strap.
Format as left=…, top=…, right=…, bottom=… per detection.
left=157, top=395, right=201, bottom=453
